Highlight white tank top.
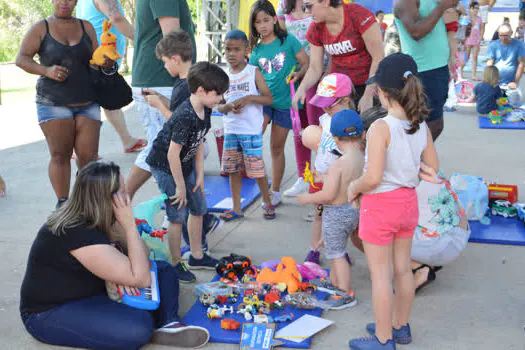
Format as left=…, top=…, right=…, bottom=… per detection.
left=223, top=64, right=263, bottom=135
left=366, top=115, right=428, bottom=194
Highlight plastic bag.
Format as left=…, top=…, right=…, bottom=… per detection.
left=450, top=174, right=489, bottom=221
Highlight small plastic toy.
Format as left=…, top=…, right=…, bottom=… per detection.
left=491, top=199, right=518, bottom=218
left=150, top=229, right=167, bottom=241
left=489, top=110, right=502, bottom=124
left=199, top=292, right=216, bottom=306
left=254, top=314, right=271, bottom=324
left=207, top=305, right=234, bottom=319
left=221, top=318, right=240, bottom=330
left=195, top=282, right=233, bottom=297
left=488, top=184, right=518, bottom=204
left=512, top=203, right=525, bottom=226
left=237, top=303, right=254, bottom=320
left=285, top=292, right=330, bottom=310
left=273, top=313, right=294, bottom=323
left=303, top=162, right=319, bottom=189
left=216, top=254, right=257, bottom=281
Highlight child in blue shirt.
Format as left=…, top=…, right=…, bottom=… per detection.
left=474, top=66, right=503, bottom=114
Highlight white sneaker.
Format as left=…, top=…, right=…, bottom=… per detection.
left=271, top=191, right=282, bottom=207
left=284, top=177, right=309, bottom=197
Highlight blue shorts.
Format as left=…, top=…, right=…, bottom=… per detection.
left=150, top=167, right=208, bottom=224
left=36, top=103, right=101, bottom=124
left=263, top=106, right=292, bottom=130
left=418, top=66, right=450, bottom=122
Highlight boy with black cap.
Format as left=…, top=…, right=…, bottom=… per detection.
left=297, top=109, right=365, bottom=310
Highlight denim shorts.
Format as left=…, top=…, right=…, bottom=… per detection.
left=263, top=106, right=292, bottom=130
left=150, top=167, right=208, bottom=224
left=418, top=66, right=450, bottom=122
left=36, top=103, right=101, bottom=124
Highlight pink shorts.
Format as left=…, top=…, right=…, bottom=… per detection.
left=358, top=187, right=419, bottom=246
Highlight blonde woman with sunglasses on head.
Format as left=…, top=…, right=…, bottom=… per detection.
left=20, top=161, right=209, bottom=349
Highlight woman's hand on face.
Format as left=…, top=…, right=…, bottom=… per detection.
left=46, top=65, right=69, bottom=82
left=112, top=192, right=135, bottom=231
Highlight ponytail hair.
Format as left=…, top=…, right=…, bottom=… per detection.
left=381, top=74, right=429, bottom=134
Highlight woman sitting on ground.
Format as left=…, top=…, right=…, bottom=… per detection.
left=20, top=161, right=209, bottom=349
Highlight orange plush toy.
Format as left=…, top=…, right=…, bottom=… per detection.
left=256, top=257, right=302, bottom=294
left=90, top=20, right=121, bottom=65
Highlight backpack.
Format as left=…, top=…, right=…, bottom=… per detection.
left=449, top=174, right=489, bottom=221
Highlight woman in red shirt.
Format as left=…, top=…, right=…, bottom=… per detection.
left=293, top=0, right=384, bottom=113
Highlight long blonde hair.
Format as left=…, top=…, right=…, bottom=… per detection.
left=47, top=161, right=121, bottom=236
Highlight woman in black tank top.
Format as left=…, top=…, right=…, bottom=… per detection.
left=15, top=0, right=107, bottom=207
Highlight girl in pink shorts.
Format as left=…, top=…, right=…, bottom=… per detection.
left=347, top=53, right=439, bottom=350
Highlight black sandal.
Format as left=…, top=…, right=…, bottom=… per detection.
left=413, top=264, right=436, bottom=293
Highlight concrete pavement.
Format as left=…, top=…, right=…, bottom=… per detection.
left=1, top=94, right=524, bottom=350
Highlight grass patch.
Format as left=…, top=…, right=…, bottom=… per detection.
left=0, top=87, right=35, bottom=104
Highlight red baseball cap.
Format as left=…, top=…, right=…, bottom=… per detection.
left=309, top=73, right=354, bottom=108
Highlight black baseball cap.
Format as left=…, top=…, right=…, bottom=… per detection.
left=366, top=53, right=418, bottom=89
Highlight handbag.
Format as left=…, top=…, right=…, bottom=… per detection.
left=91, top=64, right=133, bottom=110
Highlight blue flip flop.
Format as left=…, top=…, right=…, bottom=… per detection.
left=219, top=210, right=244, bottom=222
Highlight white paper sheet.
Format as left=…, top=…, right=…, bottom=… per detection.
left=275, top=315, right=334, bottom=343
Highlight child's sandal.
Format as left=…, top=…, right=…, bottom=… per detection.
left=263, top=205, right=276, bottom=220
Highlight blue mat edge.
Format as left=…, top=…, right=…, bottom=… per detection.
left=478, top=115, right=525, bottom=129
left=468, top=215, right=525, bottom=246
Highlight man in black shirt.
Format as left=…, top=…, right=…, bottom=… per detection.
left=147, top=62, right=229, bottom=282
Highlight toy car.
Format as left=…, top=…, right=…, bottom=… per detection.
left=216, top=254, right=257, bottom=281
left=491, top=200, right=518, bottom=218
left=513, top=203, right=525, bottom=226
left=273, top=313, right=294, bottom=323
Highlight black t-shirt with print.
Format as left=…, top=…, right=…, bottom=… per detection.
left=169, top=77, right=190, bottom=112
left=147, top=98, right=211, bottom=176
left=20, top=224, right=110, bottom=314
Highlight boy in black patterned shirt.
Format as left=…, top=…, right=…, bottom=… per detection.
left=147, top=62, right=229, bottom=282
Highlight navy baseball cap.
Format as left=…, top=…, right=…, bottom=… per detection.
left=366, top=53, right=418, bottom=89
left=330, top=110, right=364, bottom=137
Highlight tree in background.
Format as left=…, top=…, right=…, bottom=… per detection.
left=0, top=0, right=198, bottom=63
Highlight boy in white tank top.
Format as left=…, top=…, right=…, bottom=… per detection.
left=347, top=53, right=439, bottom=350
left=217, top=30, right=275, bottom=220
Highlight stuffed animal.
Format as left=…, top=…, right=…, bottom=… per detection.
left=257, top=257, right=302, bottom=294
left=90, top=20, right=122, bottom=65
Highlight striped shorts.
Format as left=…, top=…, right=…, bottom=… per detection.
left=221, top=133, right=265, bottom=178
